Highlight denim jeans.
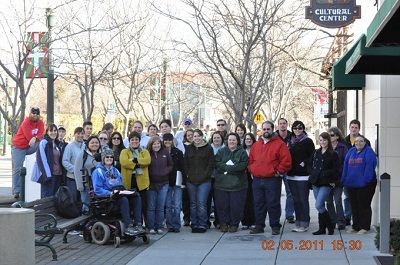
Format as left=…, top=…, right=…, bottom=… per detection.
left=287, top=179, right=310, bottom=228
left=186, top=181, right=211, bottom=229
left=80, top=186, right=91, bottom=213
left=312, top=185, right=332, bottom=213
left=66, top=178, right=79, bottom=203
left=118, top=196, right=142, bottom=227
left=252, top=177, right=282, bottom=229
left=12, top=143, right=39, bottom=194
left=147, top=183, right=169, bottom=230
left=326, top=186, right=346, bottom=226
left=41, top=174, right=62, bottom=198
left=166, top=186, right=182, bottom=229
left=283, top=174, right=294, bottom=219
left=343, top=186, right=352, bottom=220
left=214, top=188, right=247, bottom=226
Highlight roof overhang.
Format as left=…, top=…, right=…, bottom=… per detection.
left=345, top=34, right=400, bottom=75
left=332, top=35, right=365, bottom=90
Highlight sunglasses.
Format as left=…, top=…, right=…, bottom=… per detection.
left=293, top=127, right=303, bottom=130
left=112, top=137, right=120, bottom=140
left=184, top=122, right=191, bottom=125
left=99, top=137, right=108, bottom=140
left=329, top=134, right=335, bottom=137
left=217, top=124, right=225, bottom=126
left=105, top=156, right=113, bottom=159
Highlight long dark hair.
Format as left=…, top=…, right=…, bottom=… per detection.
left=108, top=131, right=125, bottom=152
left=319, top=132, right=334, bottom=154
left=242, top=132, right=256, bottom=149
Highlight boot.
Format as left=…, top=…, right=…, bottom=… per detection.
left=323, top=211, right=335, bottom=235
left=312, top=213, right=326, bottom=235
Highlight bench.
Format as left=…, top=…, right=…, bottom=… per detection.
left=21, top=196, right=91, bottom=261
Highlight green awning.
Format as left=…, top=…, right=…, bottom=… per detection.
left=345, top=34, right=400, bottom=75
left=332, top=35, right=365, bottom=90
left=366, top=0, right=400, bottom=47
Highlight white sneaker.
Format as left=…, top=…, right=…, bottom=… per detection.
left=157, top=229, right=163, bottom=234
left=149, top=229, right=156, bottom=235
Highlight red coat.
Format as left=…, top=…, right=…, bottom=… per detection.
left=248, top=134, right=292, bottom=178
left=12, top=117, right=45, bottom=149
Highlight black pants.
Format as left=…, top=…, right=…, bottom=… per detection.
left=347, top=181, right=376, bottom=231
left=241, top=174, right=255, bottom=226
left=182, top=187, right=190, bottom=223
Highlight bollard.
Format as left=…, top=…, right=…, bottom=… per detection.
left=379, top=173, right=390, bottom=253
left=0, top=208, right=35, bottom=265
left=11, top=167, right=27, bottom=208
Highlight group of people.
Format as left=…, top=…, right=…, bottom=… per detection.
left=11, top=108, right=377, bottom=237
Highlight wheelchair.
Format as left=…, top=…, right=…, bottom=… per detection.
left=80, top=169, right=149, bottom=248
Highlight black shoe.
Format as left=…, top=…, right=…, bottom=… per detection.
left=286, top=217, right=295, bottom=224
left=345, top=218, right=351, bottom=226
left=198, top=228, right=207, bottom=233
left=250, top=227, right=264, bottom=234
left=13, top=194, right=20, bottom=199
left=338, top=225, right=346, bottom=230
left=168, top=228, right=174, bottom=232
left=191, top=227, right=199, bottom=233
left=312, top=229, right=326, bottom=235
left=174, top=228, right=180, bottom=233
left=271, top=227, right=280, bottom=235
left=184, top=220, right=190, bottom=227
left=220, top=223, right=228, bottom=233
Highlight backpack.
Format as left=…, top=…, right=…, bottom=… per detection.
left=54, top=186, right=81, bottom=218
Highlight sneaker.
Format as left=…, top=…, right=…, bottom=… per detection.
left=157, top=229, right=163, bottom=234
left=220, top=223, right=228, bottom=233
left=286, top=217, right=295, bottom=224
left=356, top=229, right=368, bottom=235
left=209, top=212, right=215, bottom=220
left=135, top=225, right=145, bottom=234
left=149, top=229, right=156, bottom=235
left=242, top=225, right=249, bottom=230
left=174, top=228, right=180, bottom=233
left=168, top=228, right=175, bottom=232
left=191, top=227, right=199, bottom=233
left=229, top=226, right=238, bottom=233
left=346, top=228, right=357, bottom=234
left=198, top=228, right=207, bottom=233
left=292, top=227, right=307, bottom=233
left=250, top=227, right=264, bottom=234
left=124, top=225, right=136, bottom=236
left=272, top=227, right=281, bottom=235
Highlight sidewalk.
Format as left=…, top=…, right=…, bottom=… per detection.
left=127, top=194, right=386, bottom=265
left=0, top=146, right=15, bottom=204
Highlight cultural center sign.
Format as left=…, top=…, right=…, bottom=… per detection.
left=25, top=32, right=48, bottom=78
left=305, top=0, right=361, bottom=28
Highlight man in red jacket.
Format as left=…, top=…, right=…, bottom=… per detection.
left=248, top=121, right=292, bottom=235
left=11, top=107, right=45, bottom=199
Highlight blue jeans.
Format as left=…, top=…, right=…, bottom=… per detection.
left=283, top=174, right=294, bottom=219
left=343, top=186, right=352, bottom=220
left=214, top=188, right=247, bottom=226
left=326, top=187, right=345, bottom=226
left=11, top=143, right=39, bottom=195
left=312, top=185, right=332, bottom=213
left=66, top=178, right=79, bottom=203
left=287, top=179, right=310, bottom=228
left=166, top=186, right=182, bottom=229
left=252, top=177, right=282, bottom=229
left=186, top=181, right=211, bottom=229
left=41, top=174, right=62, bottom=198
left=118, top=196, right=142, bottom=227
left=80, top=186, right=91, bottom=213
left=147, top=183, right=169, bottom=230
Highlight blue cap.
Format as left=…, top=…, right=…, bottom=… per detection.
left=183, top=118, right=192, bottom=124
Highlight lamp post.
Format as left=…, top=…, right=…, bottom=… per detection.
left=46, top=8, right=55, bottom=124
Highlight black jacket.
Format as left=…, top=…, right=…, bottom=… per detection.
left=168, top=147, right=185, bottom=186
left=344, top=134, right=371, bottom=150
left=287, top=137, right=315, bottom=176
left=183, top=140, right=215, bottom=185
left=308, top=149, right=340, bottom=187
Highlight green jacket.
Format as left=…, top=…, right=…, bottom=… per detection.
left=215, top=145, right=248, bottom=191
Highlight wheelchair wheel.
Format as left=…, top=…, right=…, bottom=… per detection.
left=142, top=235, right=150, bottom=244
left=91, top=222, right=110, bottom=245
left=114, top=236, right=121, bottom=248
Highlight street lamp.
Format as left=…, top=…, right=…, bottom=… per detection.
left=46, top=8, right=55, bottom=124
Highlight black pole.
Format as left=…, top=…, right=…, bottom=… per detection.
left=46, top=8, right=54, bottom=124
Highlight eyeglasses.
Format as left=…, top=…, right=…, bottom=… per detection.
left=105, top=156, right=113, bottom=159
left=217, top=124, right=225, bottom=127
left=112, top=137, right=120, bottom=140
left=99, top=137, right=108, bottom=140
left=293, top=127, right=303, bottom=130
left=329, top=134, right=335, bottom=137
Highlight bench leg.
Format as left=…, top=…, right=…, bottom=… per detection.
left=36, top=242, right=58, bottom=261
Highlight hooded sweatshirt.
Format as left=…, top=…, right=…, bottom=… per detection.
left=183, top=139, right=215, bottom=185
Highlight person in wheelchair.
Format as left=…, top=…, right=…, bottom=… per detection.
left=91, top=148, right=145, bottom=236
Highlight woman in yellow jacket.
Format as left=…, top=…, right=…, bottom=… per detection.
left=120, top=131, right=151, bottom=225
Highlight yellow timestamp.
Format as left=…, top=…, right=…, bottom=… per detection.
left=261, top=239, right=363, bottom=251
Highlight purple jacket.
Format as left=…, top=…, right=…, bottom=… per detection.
left=148, top=148, right=173, bottom=184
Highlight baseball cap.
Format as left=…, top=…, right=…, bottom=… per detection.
left=183, top=118, right=192, bottom=124
left=31, top=107, right=40, bottom=115
left=58, top=125, right=66, bottom=131
left=163, top=133, right=174, bottom=140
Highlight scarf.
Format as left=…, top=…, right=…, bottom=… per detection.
left=291, top=132, right=308, bottom=145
